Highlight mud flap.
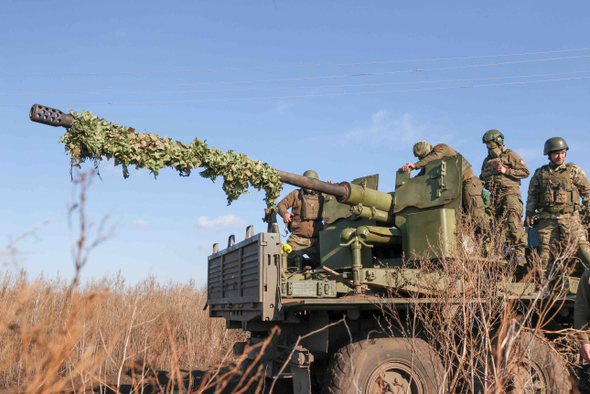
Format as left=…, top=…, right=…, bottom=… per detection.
left=291, top=365, right=311, bottom=394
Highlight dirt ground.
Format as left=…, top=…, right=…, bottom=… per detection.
left=0, top=364, right=262, bottom=394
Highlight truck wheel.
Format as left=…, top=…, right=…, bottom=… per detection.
left=506, top=331, right=571, bottom=394
left=323, top=337, right=444, bottom=394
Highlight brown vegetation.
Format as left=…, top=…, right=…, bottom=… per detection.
left=381, top=212, right=583, bottom=393
left=0, top=170, right=253, bottom=393
left=0, top=271, right=247, bottom=392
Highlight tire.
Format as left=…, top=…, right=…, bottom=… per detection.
left=323, top=337, right=444, bottom=394
left=506, top=331, right=571, bottom=394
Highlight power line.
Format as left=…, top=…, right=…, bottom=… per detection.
left=2, top=75, right=588, bottom=107
left=3, top=70, right=589, bottom=97
left=1, top=48, right=588, bottom=78
left=2, top=55, right=589, bottom=92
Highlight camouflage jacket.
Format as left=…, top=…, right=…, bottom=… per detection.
left=277, top=189, right=324, bottom=238
left=414, top=143, right=474, bottom=179
left=480, top=146, right=529, bottom=197
left=526, top=162, right=590, bottom=216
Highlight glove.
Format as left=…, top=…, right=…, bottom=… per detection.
left=524, top=212, right=534, bottom=228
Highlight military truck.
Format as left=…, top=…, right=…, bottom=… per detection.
left=29, top=104, right=579, bottom=394
left=207, top=164, right=580, bottom=394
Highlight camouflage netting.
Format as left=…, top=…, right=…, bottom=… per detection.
left=60, top=110, right=282, bottom=207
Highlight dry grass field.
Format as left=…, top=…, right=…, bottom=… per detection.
left=0, top=271, right=248, bottom=393
left=0, top=171, right=266, bottom=394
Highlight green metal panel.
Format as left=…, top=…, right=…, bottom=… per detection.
left=281, top=279, right=337, bottom=298
left=394, top=156, right=462, bottom=214
left=353, top=174, right=379, bottom=190
left=405, top=208, right=457, bottom=260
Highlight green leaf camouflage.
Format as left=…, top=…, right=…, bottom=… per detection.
left=59, top=110, right=282, bottom=207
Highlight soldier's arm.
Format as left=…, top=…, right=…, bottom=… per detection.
left=574, top=270, right=590, bottom=344
left=525, top=169, right=541, bottom=213
left=414, top=146, right=445, bottom=169
left=480, top=157, right=494, bottom=184
left=479, top=159, right=487, bottom=181
left=504, top=152, right=530, bottom=179
left=277, top=190, right=297, bottom=217
left=572, top=165, right=590, bottom=205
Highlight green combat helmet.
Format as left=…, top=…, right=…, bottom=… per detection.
left=482, top=129, right=504, bottom=145
left=303, top=170, right=319, bottom=180
left=413, top=141, right=432, bottom=159
left=543, top=137, right=569, bottom=155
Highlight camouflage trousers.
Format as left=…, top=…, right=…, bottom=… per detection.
left=537, top=213, right=590, bottom=268
left=287, top=234, right=321, bottom=268
left=462, top=176, right=486, bottom=226
left=491, top=194, right=528, bottom=255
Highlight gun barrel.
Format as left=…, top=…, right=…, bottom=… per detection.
left=277, top=170, right=348, bottom=197
left=30, top=104, right=74, bottom=128
left=277, top=170, right=394, bottom=214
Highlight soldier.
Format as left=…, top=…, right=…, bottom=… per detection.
left=525, top=137, right=590, bottom=274
left=401, top=142, right=486, bottom=223
left=277, top=170, right=325, bottom=268
left=480, top=129, right=529, bottom=262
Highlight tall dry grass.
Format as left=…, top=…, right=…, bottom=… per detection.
left=0, top=170, right=251, bottom=393
left=381, top=209, right=582, bottom=393
left=0, top=271, right=246, bottom=391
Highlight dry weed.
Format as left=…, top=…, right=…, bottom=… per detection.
left=0, top=170, right=250, bottom=393
left=381, top=210, right=579, bottom=393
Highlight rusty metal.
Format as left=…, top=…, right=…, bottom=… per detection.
left=29, top=104, right=74, bottom=128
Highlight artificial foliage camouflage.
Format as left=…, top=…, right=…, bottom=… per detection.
left=60, top=110, right=282, bottom=207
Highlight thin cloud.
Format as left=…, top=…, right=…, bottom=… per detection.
left=133, top=220, right=150, bottom=227
left=345, top=111, right=427, bottom=143
left=197, top=242, right=211, bottom=250
left=514, top=148, right=537, bottom=160
left=274, top=102, right=290, bottom=114
left=194, top=214, right=247, bottom=230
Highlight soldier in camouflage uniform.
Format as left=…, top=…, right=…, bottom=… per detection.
left=402, top=141, right=486, bottom=224
left=525, top=137, right=590, bottom=273
left=480, top=129, right=529, bottom=262
left=278, top=170, right=325, bottom=268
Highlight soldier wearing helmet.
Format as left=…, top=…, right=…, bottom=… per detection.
left=401, top=142, right=486, bottom=224
left=480, top=129, right=530, bottom=262
left=277, top=170, right=325, bottom=267
left=525, top=137, right=590, bottom=274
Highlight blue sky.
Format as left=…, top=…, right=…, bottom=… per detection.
left=1, top=1, right=589, bottom=285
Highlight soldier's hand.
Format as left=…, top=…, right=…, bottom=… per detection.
left=581, top=343, right=590, bottom=363
left=524, top=214, right=534, bottom=228
left=283, top=213, right=293, bottom=223
left=401, top=163, right=416, bottom=172
left=496, top=165, right=507, bottom=174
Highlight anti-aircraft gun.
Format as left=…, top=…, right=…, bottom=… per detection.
left=206, top=164, right=580, bottom=393
left=30, top=104, right=579, bottom=394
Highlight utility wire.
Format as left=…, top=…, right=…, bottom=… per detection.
left=4, top=70, right=590, bottom=97
left=1, top=48, right=589, bottom=77
left=2, top=55, right=589, bottom=92
left=2, top=76, right=588, bottom=107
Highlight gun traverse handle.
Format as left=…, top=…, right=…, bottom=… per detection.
left=30, top=104, right=74, bottom=128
